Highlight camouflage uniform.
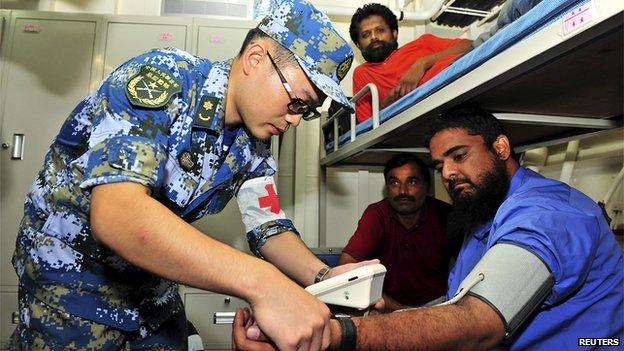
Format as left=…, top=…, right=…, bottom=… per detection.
left=11, top=0, right=354, bottom=349
left=11, top=48, right=293, bottom=349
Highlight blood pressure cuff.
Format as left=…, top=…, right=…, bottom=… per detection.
left=456, top=243, right=554, bottom=337
left=236, top=176, right=299, bottom=258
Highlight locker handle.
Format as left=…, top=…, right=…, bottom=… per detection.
left=11, top=133, right=25, bottom=160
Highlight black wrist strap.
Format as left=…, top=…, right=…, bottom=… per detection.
left=338, top=316, right=357, bottom=351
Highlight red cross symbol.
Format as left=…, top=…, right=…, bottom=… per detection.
left=258, top=184, right=281, bottom=214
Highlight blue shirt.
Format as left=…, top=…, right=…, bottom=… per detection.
left=447, top=167, right=623, bottom=350
left=12, top=48, right=297, bottom=331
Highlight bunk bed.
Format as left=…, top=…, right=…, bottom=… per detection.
left=320, top=0, right=623, bottom=168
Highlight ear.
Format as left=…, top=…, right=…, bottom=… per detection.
left=492, top=135, right=512, bottom=161
left=240, top=40, right=267, bottom=76
left=392, top=29, right=398, bottom=40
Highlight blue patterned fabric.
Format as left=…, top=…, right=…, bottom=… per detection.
left=12, top=47, right=295, bottom=333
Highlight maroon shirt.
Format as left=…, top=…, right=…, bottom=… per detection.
left=342, top=197, right=455, bottom=306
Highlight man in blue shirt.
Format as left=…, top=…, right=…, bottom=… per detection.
left=10, top=1, right=373, bottom=350
left=234, top=103, right=623, bottom=350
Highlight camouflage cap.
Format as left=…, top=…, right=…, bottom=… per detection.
left=258, top=0, right=354, bottom=112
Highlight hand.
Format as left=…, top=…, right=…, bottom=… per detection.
left=249, top=269, right=332, bottom=351
left=395, top=59, right=427, bottom=98
left=372, top=296, right=386, bottom=312
left=381, top=89, right=399, bottom=109
left=232, top=308, right=276, bottom=351
left=380, top=293, right=405, bottom=312
left=326, top=259, right=380, bottom=279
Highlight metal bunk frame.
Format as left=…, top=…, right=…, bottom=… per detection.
left=318, top=0, right=623, bottom=243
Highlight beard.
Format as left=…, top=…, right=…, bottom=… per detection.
left=362, top=40, right=398, bottom=63
left=446, top=157, right=509, bottom=242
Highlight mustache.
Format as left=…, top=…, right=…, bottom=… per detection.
left=448, top=177, right=474, bottom=192
left=393, top=195, right=416, bottom=202
left=362, top=40, right=398, bottom=63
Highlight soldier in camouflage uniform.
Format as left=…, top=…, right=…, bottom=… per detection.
left=11, top=0, right=362, bottom=350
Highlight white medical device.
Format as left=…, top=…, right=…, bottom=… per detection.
left=213, top=263, right=387, bottom=324
left=305, top=263, right=386, bottom=310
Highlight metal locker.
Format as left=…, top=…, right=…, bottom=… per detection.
left=193, top=18, right=256, bottom=61
left=0, top=12, right=100, bottom=287
left=103, top=16, right=190, bottom=76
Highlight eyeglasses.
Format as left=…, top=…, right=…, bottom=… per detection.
left=267, top=52, right=321, bottom=121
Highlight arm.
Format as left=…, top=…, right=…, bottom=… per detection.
left=233, top=295, right=505, bottom=351
left=332, top=295, right=505, bottom=351
left=260, top=232, right=381, bottom=286
left=389, top=39, right=472, bottom=101
left=259, top=231, right=327, bottom=286
left=91, top=182, right=331, bottom=351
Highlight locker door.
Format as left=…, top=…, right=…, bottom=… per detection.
left=0, top=14, right=98, bottom=287
left=0, top=11, right=6, bottom=51
left=194, top=18, right=256, bottom=61
left=103, top=18, right=189, bottom=76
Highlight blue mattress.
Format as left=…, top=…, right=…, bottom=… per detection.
left=325, top=0, right=584, bottom=153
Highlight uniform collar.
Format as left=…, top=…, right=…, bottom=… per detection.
left=505, top=166, right=526, bottom=201
left=472, top=219, right=493, bottom=240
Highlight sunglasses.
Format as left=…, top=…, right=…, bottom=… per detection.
left=267, top=52, right=321, bottom=121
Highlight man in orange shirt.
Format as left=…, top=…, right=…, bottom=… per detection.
left=350, top=3, right=472, bottom=122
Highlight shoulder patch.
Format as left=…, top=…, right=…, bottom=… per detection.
left=336, top=56, right=353, bottom=81
left=194, top=96, right=220, bottom=128
left=126, top=65, right=182, bottom=108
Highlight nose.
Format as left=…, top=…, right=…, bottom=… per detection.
left=399, top=182, right=409, bottom=194
left=284, top=113, right=302, bottom=127
left=441, top=163, right=458, bottom=185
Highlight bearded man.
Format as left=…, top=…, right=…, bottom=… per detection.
left=349, top=3, right=471, bottom=122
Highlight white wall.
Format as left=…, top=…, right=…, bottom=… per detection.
left=522, top=129, right=624, bottom=231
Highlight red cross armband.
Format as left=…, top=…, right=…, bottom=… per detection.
left=236, top=176, right=287, bottom=234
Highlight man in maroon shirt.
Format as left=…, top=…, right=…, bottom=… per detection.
left=338, top=153, right=458, bottom=311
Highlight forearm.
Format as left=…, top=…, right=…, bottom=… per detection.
left=260, top=231, right=326, bottom=286
left=347, top=296, right=504, bottom=350
left=90, top=182, right=282, bottom=303
left=416, top=39, right=473, bottom=70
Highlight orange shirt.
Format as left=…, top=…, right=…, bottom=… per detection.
left=353, top=34, right=464, bottom=123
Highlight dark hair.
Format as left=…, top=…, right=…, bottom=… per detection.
left=384, top=153, right=431, bottom=188
left=349, top=3, right=398, bottom=43
left=238, top=27, right=297, bottom=68
left=424, top=103, right=517, bottom=160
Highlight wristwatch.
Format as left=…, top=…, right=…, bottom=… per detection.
left=314, top=265, right=331, bottom=283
